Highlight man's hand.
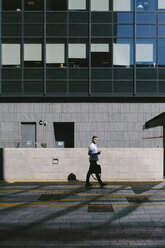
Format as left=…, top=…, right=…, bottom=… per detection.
left=97, top=151, right=101, bottom=155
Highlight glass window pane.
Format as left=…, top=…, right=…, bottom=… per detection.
left=136, top=25, right=156, bottom=37
left=46, top=44, right=65, bottom=64
left=136, top=69, right=157, bottom=79
left=47, top=0, right=67, bottom=11
left=2, top=69, right=22, bottom=79
left=69, top=44, right=86, bottom=58
left=113, top=0, right=133, bottom=11
left=24, top=24, right=43, bottom=36
left=136, top=81, right=157, bottom=93
left=158, top=39, right=165, bottom=65
left=24, top=81, right=43, bottom=95
left=68, top=0, right=86, bottom=10
left=136, top=39, right=156, bottom=66
left=24, top=0, right=44, bottom=10
left=2, top=24, right=22, bottom=37
left=47, top=24, right=67, bottom=36
left=91, top=41, right=112, bottom=67
left=114, top=69, right=133, bottom=79
left=2, top=12, right=22, bottom=23
left=69, top=12, right=88, bottom=23
left=92, top=12, right=112, bottom=23
left=47, top=13, right=67, bottom=23
left=24, top=12, right=43, bottom=23
left=69, top=69, right=88, bottom=79
left=92, top=81, right=112, bottom=93
left=91, top=0, right=109, bottom=11
left=136, top=0, right=157, bottom=11
left=24, top=44, right=42, bottom=61
left=2, top=0, right=21, bottom=11
left=158, top=0, right=165, bottom=10
left=47, top=81, right=67, bottom=94
left=114, top=25, right=133, bottom=37
left=92, top=24, right=112, bottom=36
left=69, top=81, right=88, bottom=93
left=114, top=81, right=133, bottom=93
left=2, top=81, right=22, bottom=95
left=92, top=69, right=112, bottom=79
left=159, top=82, right=165, bottom=93
left=114, top=13, right=133, bottom=23
left=47, top=69, right=67, bottom=79
left=113, top=39, right=133, bottom=67
left=158, top=25, right=165, bottom=37
left=136, top=13, right=156, bottom=24
left=2, top=44, right=20, bottom=66
left=69, top=24, right=88, bottom=36
left=158, top=13, right=165, bottom=24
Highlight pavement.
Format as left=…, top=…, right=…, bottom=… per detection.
left=1, top=180, right=165, bottom=248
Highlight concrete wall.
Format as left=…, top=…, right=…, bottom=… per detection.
left=0, top=102, right=164, bottom=148
left=2, top=148, right=163, bottom=181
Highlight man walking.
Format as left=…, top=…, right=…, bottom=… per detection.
left=85, top=136, right=107, bottom=187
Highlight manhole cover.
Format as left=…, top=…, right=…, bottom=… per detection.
left=88, top=204, right=114, bottom=212
left=39, top=194, right=65, bottom=201
left=126, top=196, right=150, bottom=203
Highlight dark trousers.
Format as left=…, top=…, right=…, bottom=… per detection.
left=86, top=160, right=103, bottom=185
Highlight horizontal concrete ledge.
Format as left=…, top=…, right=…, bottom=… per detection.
left=1, top=148, right=163, bottom=181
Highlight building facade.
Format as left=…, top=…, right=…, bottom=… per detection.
left=0, top=0, right=165, bottom=149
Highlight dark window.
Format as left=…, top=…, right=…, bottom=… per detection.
left=2, top=81, right=22, bottom=95
left=114, top=69, right=133, bottom=80
left=69, top=81, right=88, bottom=93
left=91, top=69, right=112, bottom=80
left=47, top=81, right=67, bottom=94
left=2, top=12, right=22, bottom=23
left=47, top=0, right=67, bottom=11
left=136, top=81, right=157, bottom=93
left=114, top=81, right=133, bottom=93
left=2, top=0, right=21, bottom=11
left=92, top=12, right=112, bottom=23
left=24, top=81, right=44, bottom=95
left=54, top=123, right=74, bottom=148
left=24, top=0, right=44, bottom=11
left=92, top=81, right=112, bottom=93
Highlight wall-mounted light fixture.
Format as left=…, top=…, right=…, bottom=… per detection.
left=39, top=120, right=47, bottom=126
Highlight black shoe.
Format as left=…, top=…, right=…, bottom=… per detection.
left=100, top=183, right=107, bottom=187
left=85, top=183, right=93, bottom=187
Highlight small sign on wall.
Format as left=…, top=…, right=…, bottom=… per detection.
left=52, top=158, right=59, bottom=164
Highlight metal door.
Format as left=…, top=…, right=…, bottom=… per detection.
left=21, top=123, right=36, bottom=148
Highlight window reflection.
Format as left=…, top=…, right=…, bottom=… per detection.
left=136, top=39, right=156, bottom=67
left=136, top=13, right=156, bottom=24
left=158, top=25, right=165, bottom=37
left=158, top=39, right=165, bottom=66
left=2, top=0, right=22, bottom=11
left=114, top=25, right=133, bottom=37
left=136, top=25, right=156, bottom=37
left=136, top=0, right=157, bottom=11
left=114, top=13, right=133, bottom=23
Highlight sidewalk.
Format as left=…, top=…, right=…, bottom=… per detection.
left=0, top=181, right=165, bottom=248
